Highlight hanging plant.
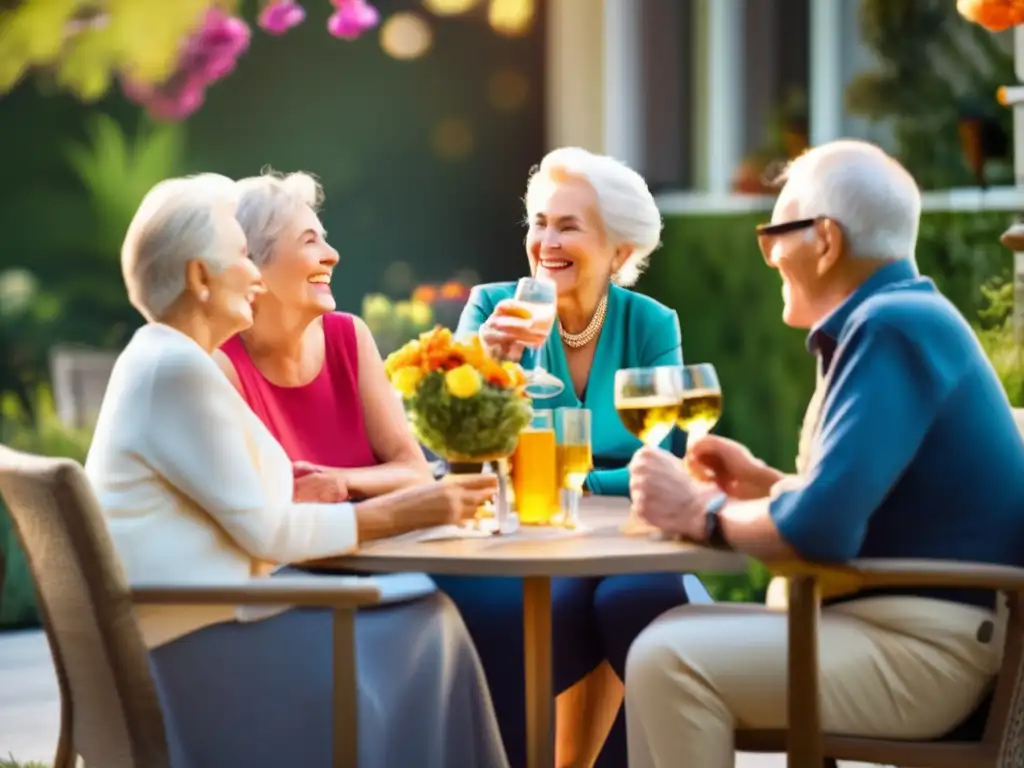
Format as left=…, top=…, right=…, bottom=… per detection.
left=0, top=1, right=379, bottom=121
left=958, top=0, right=1024, bottom=32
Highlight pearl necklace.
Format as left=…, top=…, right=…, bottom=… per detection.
left=559, top=294, right=608, bottom=348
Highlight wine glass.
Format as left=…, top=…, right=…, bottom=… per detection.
left=677, top=364, right=722, bottom=442
left=614, top=366, right=685, bottom=534
left=513, top=277, right=565, bottom=398
left=555, top=408, right=593, bottom=530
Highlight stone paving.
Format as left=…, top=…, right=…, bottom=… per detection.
left=0, top=629, right=888, bottom=767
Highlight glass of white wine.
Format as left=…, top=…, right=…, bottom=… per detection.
left=677, top=364, right=722, bottom=441
left=513, top=276, right=565, bottom=398
left=555, top=408, right=593, bottom=530
left=614, top=366, right=685, bottom=534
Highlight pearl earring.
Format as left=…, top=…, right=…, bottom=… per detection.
left=198, top=289, right=210, bottom=302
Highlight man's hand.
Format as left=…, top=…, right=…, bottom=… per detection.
left=629, top=446, right=719, bottom=539
left=685, top=435, right=782, bottom=500
left=293, top=471, right=350, bottom=503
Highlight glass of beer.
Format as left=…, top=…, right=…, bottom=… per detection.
left=512, top=276, right=564, bottom=398
left=614, top=366, right=685, bottom=534
left=555, top=408, right=593, bottom=529
left=511, top=409, right=559, bottom=525
left=677, top=364, right=722, bottom=441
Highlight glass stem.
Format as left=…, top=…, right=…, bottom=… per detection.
left=564, top=487, right=581, bottom=529
left=492, top=460, right=516, bottom=534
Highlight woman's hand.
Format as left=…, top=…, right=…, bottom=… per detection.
left=293, top=471, right=350, bottom=503
left=684, top=435, right=783, bottom=500
left=479, top=299, right=550, bottom=362
left=430, top=473, right=499, bottom=525
left=353, top=474, right=499, bottom=540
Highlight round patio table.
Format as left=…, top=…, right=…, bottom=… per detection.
left=307, top=496, right=749, bottom=768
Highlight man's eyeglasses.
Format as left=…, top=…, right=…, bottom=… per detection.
left=754, top=218, right=819, bottom=237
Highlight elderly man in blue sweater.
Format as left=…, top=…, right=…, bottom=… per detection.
left=625, top=140, right=1024, bottom=768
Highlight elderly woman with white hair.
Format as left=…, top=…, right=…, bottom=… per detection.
left=85, top=173, right=509, bottom=767
left=431, top=147, right=705, bottom=768
left=214, top=170, right=436, bottom=500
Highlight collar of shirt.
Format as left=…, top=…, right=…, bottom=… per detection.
left=806, top=259, right=921, bottom=372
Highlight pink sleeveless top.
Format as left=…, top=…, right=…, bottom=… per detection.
left=220, top=312, right=378, bottom=469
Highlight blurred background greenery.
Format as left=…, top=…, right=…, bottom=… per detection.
left=2, top=0, right=1024, bottom=622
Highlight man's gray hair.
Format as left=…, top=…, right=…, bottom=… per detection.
left=235, top=169, right=324, bottom=266
left=524, top=147, right=662, bottom=287
left=778, top=140, right=921, bottom=262
left=121, top=173, right=239, bottom=321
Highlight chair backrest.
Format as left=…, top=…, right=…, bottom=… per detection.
left=0, top=444, right=170, bottom=767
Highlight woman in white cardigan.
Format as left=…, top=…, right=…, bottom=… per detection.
left=85, top=173, right=509, bottom=768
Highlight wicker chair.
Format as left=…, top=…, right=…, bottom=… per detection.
left=730, top=414, right=1024, bottom=768
left=0, top=444, right=380, bottom=768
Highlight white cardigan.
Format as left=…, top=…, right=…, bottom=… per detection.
left=85, top=323, right=359, bottom=648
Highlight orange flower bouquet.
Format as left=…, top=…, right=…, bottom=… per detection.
left=958, top=0, right=1024, bottom=31
left=384, top=326, right=533, bottom=461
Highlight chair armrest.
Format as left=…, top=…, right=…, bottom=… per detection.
left=772, top=558, right=1024, bottom=593
left=130, top=574, right=382, bottom=608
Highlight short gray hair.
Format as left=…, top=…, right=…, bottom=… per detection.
left=121, top=173, right=239, bottom=321
left=524, top=147, right=662, bottom=287
left=778, top=140, right=921, bottom=262
left=235, top=169, right=324, bottom=266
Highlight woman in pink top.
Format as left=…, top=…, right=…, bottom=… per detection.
left=215, top=171, right=433, bottom=499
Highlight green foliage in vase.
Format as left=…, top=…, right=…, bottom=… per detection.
left=847, top=0, right=1014, bottom=189
left=406, top=372, right=532, bottom=460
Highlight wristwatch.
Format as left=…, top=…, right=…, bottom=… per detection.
left=703, top=491, right=731, bottom=549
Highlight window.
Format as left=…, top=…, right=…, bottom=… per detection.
left=638, top=0, right=696, bottom=191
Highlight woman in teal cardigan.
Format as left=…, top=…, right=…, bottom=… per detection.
left=431, top=147, right=705, bottom=768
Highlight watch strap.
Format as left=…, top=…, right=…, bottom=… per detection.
left=704, top=492, right=731, bottom=550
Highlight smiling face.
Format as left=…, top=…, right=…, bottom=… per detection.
left=759, top=188, right=847, bottom=329
left=525, top=175, right=624, bottom=298
left=186, top=201, right=265, bottom=336
left=256, top=203, right=338, bottom=315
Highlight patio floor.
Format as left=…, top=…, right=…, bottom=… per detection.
left=0, top=629, right=888, bottom=767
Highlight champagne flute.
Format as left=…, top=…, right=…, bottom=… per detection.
left=513, top=277, right=565, bottom=398
left=677, top=364, right=723, bottom=442
left=555, top=408, right=593, bottom=529
left=614, top=366, right=685, bottom=534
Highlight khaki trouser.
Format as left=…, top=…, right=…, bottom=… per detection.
left=624, top=596, right=1003, bottom=768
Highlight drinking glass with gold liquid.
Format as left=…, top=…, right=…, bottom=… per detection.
left=511, top=277, right=565, bottom=398
left=677, top=364, right=722, bottom=441
left=614, top=366, right=685, bottom=534
left=555, top=408, right=593, bottom=529
left=511, top=409, right=560, bottom=525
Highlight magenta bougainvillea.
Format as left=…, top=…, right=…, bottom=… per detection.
left=123, top=1, right=379, bottom=121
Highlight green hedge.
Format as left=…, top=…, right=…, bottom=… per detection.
left=639, top=209, right=1014, bottom=601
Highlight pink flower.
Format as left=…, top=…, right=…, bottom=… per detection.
left=258, top=0, right=306, bottom=35
left=119, top=8, right=250, bottom=121
left=327, top=0, right=379, bottom=40
left=121, top=72, right=207, bottom=121
left=185, top=9, right=251, bottom=81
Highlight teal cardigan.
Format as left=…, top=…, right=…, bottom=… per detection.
left=456, top=282, right=684, bottom=496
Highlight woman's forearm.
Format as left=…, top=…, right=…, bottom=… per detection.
left=341, top=462, right=433, bottom=498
